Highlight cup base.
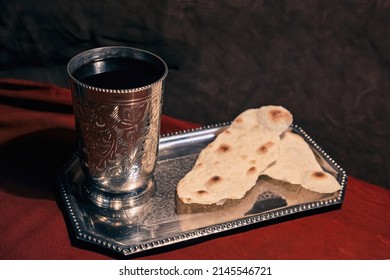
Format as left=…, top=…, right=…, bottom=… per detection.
left=83, top=177, right=155, bottom=211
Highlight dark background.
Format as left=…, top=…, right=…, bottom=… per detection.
left=1, top=0, right=389, bottom=189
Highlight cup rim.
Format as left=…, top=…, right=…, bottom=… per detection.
left=67, top=46, right=168, bottom=93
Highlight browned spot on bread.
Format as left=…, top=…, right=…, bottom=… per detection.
left=249, top=160, right=256, bottom=165
left=268, top=108, right=292, bottom=125
left=217, top=143, right=231, bottom=153
left=183, top=197, right=192, bottom=203
left=241, top=155, right=248, bottom=160
left=257, top=141, right=275, bottom=155
left=224, top=129, right=232, bottom=135
left=235, top=117, right=243, bottom=123
left=257, top=146, right=267, bottom=154
left=247, top=166, right=257, bottom=175
left=269, top=109, right=283, bottom=121
left=206, top=175, right=223, bottom=187
left=197, top=190, right=208, bottom=195
left=312, top=171, right=326, bottom=179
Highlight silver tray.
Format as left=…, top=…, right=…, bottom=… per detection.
left=58, top=123, right=347, bottom=256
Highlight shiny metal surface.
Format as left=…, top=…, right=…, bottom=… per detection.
left=67, top=47, right=168, bottom=210
left=58, top=123, right=347, bottom=256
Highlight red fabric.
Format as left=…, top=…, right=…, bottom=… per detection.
left=0, top=78, right=389, bottom=260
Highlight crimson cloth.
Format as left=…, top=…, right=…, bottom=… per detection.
left=0, top=78, right=389, bottom=260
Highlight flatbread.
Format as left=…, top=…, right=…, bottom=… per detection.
left=262, top=130, right=341, bottom=193
left=176, top=105, right=293, bottom=205
left=176, top=105, right=342, bottom=207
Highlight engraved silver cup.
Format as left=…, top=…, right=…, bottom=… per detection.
left=67, top=46, right=168, bottom=210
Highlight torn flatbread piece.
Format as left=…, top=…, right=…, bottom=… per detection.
left=176, top=105, right=293, bottom=205
left=262, top=130, right=341, bottom=193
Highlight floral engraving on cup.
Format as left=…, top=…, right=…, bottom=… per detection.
left=74, top=94, right=161, bottom=182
